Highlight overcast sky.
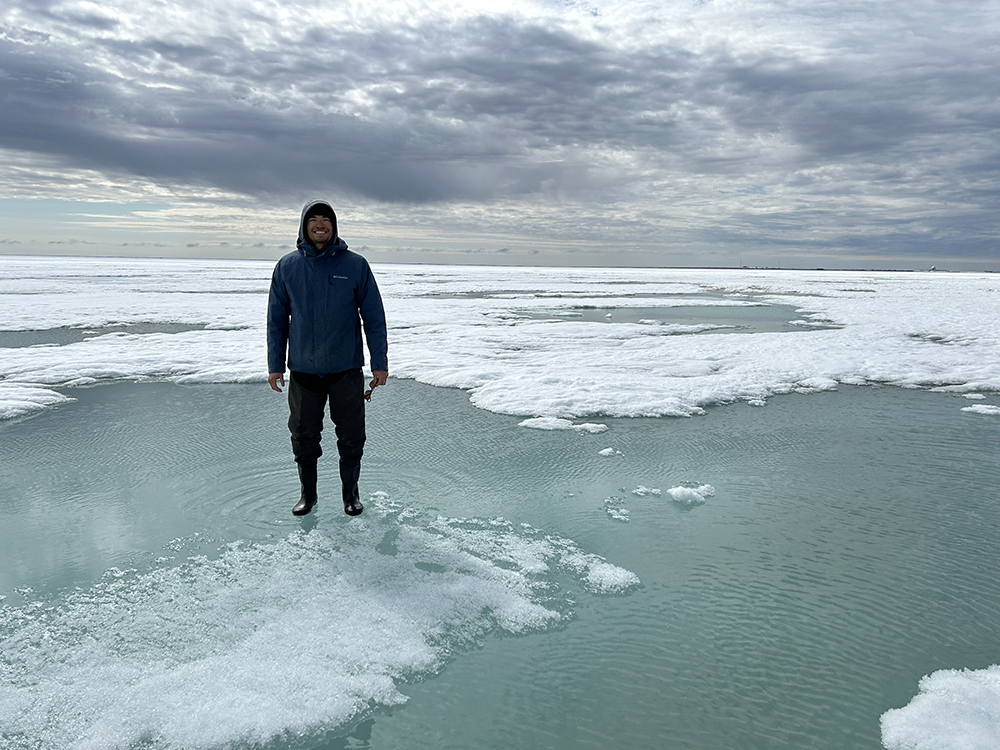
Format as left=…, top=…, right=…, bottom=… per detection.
left=1, top=0, right=998, bottom=269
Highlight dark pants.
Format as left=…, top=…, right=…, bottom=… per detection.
left=288, top=369, right=366, bottom=500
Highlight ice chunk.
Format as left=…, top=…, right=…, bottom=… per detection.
left=632, top=486, right=661, bottom=496
left=962, top=404, right=1000, bottom=416
left=0, top=382, right=75, bottom=420
left=880, top=664, right=1000, bottom=750
left=667, top=484, right=716, bottom=504
left=598, top=447, right=623, bottom=457
left=604, top=496, right=629, bottom=522
left=519, top=417, right=575, bottom=430
left=518, top=417, right=608, bottom=433
left=606, top=507, right=630, bottom=522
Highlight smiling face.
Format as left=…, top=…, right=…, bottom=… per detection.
left=306, top=215, right=334, bottom=249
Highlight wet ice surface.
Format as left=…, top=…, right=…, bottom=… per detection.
left=2, top=257, right=1000, bottom=749
left=0, top=502, right=633, bottom=749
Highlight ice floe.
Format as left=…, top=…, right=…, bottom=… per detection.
left=603, top=497, right=630, bottom=522
left=961, top=404, right=1000, bottom=415
left=632, top=486, right=661, bottom=497
left=3, top=258, right=1000, bottom=424
left=667, top=484, right=716, bottom=504
left=518, top=417, right=609, bottom=433
left=0, top=382, right=75, bottom=420
left=881, top=664, right=1000, bottom=750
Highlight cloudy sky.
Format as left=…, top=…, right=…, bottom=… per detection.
left=1, top=0, right=998, bottom=269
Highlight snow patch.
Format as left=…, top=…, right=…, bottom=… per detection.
left=0, top=382, right=75, bottom=420
left=881, top=665, right=1000, bottom=750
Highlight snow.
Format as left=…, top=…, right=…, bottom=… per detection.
left=881, top=665, right=1000, bottom=750
left=0, top=382, right=75, bottom=419
left=4, top=258, right=998, bottom=423
left=632, top=486, right=661, bottom=497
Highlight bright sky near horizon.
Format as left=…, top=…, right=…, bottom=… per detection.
left=1, top=0, right=998, bottom=269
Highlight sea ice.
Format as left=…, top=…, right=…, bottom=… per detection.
left=881, top=664, right=1000, bottom=750
left=603, top=497, right=629, bottom=522
left=598, top=447, right=623, bottom=457
left=517, top=417, right=608, bottom=433
left=667, top=484, right=716, bottom=504
left=961, top=404, right=1000, bottom=416
left=0, top=382, right=75, bottom=419
left=632, top=486, right=661, bottom=496
left=3, top=259, right=1000, bottom=423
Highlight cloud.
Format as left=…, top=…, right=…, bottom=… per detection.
left=0, top=0, right=998, bottom=264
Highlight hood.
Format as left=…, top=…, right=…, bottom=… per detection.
left=297, top=199, right=346, bottom=256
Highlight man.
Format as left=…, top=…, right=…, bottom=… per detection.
left=267, top=200, right=388, bottom=517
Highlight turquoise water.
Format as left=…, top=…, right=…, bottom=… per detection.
left=2, top=380, right=999, bottom=749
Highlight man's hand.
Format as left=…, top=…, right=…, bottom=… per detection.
left=365, top=370, right=388, bottom=401
left=268, top=372, right=285, bottom=393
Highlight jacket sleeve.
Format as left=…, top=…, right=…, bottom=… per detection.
left=266, top=262, right=291, bottom=374
left=357, top=262, right=389, bottom=371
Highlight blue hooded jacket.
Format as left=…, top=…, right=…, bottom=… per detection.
left=267, top=200, right=388, bottom=376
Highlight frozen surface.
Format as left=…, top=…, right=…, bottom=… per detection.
left=667, top=484, right=716, bottom=504
left=632, top=486, right=661, bottom=497
left=0, top=495, right=636, bottom=749
left=518, top=417, right=609, bottom=432
left=881, top=665, right=1000, bottom=750
left=0, top=382, right=75, bottom=419
left=3, top=256, right=1000, bottom=748
left=962, top=404, right=1000, bottom=416
left=2, top=257, right=1000, bottom=421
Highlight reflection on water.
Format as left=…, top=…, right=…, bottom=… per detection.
left=511, top=301, right=839, bottom=332
left=1, top=380, right=999, bottom=749
left=0, top=323, right=216, bottom=349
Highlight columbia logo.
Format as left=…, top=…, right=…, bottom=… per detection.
left=330, top=274, right=349, bottom=280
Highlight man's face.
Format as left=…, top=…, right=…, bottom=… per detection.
left=306, top=215, right=333, bottom=248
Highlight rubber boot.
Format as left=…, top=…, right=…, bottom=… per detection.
left=293, top=462, right=318, bottom=516
left=340, top=462, right=363, bottom=516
